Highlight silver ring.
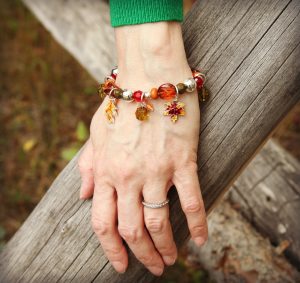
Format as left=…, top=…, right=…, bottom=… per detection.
left=142, top=198, right=170, bottom=209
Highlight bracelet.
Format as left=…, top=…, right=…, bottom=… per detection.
left=98, top=67, right=209, bottom=123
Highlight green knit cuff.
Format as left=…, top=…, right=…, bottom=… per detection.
left=109, top=0, right=183, bottom=27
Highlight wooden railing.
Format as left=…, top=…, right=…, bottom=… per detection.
left=0, top=0, right=299, bottom=282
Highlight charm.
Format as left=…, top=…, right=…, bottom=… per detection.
left=135, top=103, right=149, bottom=121
left=145, top=100, right=154, bottom=112
left=163, top=100, right=185, bottom=123
left=199, top=86, right=209, bottom=102
left=104, top=99, right=118, bottom=123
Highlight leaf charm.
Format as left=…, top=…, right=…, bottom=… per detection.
left=135, top=105, right=149, bottom=121
left=163, top=101, right=185, bottom=123
left=104, top=100, right=118, bottom=123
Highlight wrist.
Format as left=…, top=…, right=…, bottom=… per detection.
left=114, top=21, right=191, bottom=88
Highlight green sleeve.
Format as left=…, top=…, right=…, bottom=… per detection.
left=109, top=0, right=183, bottom=27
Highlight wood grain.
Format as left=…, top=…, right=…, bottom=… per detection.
left=229, top=139, right=300, bottom=268
left=0, top=0, right=299, bottom=282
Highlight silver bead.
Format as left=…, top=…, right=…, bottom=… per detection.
left=183, top=78, right=196, bottom=92
left=143, top=91, right=151, bottom=99
left=122, top=89, right=133, bottom=100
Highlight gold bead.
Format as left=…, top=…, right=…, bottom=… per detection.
left=176, top=83, right=187, bottom=94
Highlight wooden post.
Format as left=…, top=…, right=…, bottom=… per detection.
left=0, top=0, right=299, bottom=282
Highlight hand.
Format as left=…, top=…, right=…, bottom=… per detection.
left=78, top=21, right=208, bottom=276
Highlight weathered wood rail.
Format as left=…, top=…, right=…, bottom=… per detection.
left=0, top=0, right=300, bottom=282
left=229, top=139, right=300, bottom=267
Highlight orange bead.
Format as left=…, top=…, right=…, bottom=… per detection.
left=150, top=88, right=158, bottom=99
left=158, top=83, right=176, bottom=100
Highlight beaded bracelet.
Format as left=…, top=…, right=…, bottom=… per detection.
left=98, top=67, right=209, bottom=123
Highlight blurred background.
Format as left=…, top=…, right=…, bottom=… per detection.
left=1, top=0, right=299, bottom=282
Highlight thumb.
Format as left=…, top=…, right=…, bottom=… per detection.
left=78, top=138, right=94, bottom=199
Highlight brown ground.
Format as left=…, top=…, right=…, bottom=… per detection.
left=0, top=0, right=299, bottom=282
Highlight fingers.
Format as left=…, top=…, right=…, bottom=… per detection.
left=143, top=181, right=177, bottom=266
left=117, top=187, right=165, bottom=276
left=91, top=183, right=128, bottom=273
left=172, top=163, right=208, bottom=246
left=78, top=139, right=94, bottom=199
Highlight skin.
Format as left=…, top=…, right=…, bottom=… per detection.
left=78, top=21, right=208, bottom=276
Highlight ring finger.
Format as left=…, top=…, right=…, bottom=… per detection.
left=117, top=186, right=165, bottom=276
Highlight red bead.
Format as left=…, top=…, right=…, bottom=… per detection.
left=111, top=73, right=117, bottom=80
left=192, top=69, right=202, bottom=78
left=157, top=83, right=176, bottom=100
left=133, top=90, right=143, bottom=102
left=194, top=76, right=204, bottom=89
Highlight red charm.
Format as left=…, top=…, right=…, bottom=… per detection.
left=163, top=101, right=185, bottom=123
left=103, top=79, right=116, bottom=95
left=133, top=90, right=143, bottom=102
left=158, top=83, right=177, bottom=101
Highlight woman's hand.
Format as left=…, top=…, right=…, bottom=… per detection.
left=78, top=21, right=208, bottom=276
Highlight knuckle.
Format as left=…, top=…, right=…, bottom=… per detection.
left=116, top=167, right=135, bottom=184
left=92, top=219, right=112, bottom=236
left=145, top=217, right=166, bottom=233
left=175, top=161, right=198, bottom=176
left=94, top=167, right=106, bottom=182
left=78, top=159, right=87, bottom=173
left=149, top=160, right=169, bottom=175
left=182, top=199, right=202, bottom=214
left=158, top=244, right=175, bottom=255
left=104, top=246, right=124, bottom=261
left=191, top=223, right=207, bottom=236
left=118, top=226, right=142, bottom=244
left=185, top=161, right=198, bottom=173
left=139, top=253, right=156, bottom=266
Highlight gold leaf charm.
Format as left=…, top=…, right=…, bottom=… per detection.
left=98, top=83, right=106, bottom=100
left=145, top=100, right=154, bottom=112
left=135, top=105, right=149, bottom=121
left=163, top=101, right=185, bottom=123
left=104, top=99, right=118, bottom=123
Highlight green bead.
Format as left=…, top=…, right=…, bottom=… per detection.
left=113, top=88, right=123, bottom=99
left=176, top=83, right=187, bottom=94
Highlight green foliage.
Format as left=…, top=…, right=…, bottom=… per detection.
left=61, top=121, right=89, bottom=161
left=61, top=146, right=80, bottom=161
left=76, top=121, right=89, bottom=142
left=158, top=256, right=213, bottom=283
left=0, top=226, right=6, bottom=252
left=83, top=86, right=96, bottom=95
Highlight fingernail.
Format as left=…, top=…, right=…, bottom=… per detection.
left=113, top=261, right=126, bottom=273
left=150, top=266, right=164, bottom=276
left=194, top=236, right=206, bottom=246
left=163, top=256, right=176, bottom=266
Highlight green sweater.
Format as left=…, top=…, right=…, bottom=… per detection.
left=109, top=0, right=183, bottom=27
